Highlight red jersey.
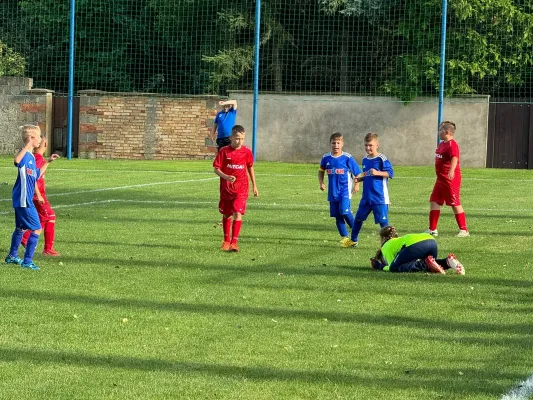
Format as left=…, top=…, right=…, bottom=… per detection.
left=33, top=153, right=47, bottom=198
left=213, top=145, right=254, bottom=199
left=435, top=139, right=461, bottom=184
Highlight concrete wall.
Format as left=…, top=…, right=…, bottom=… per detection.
left=78, top=91, right=218, bottom=160
left=230, top=92, right=490, bottom=167
left=0, top=78, right=52, bottom=155
left=1, top=76, right=489, bottom=166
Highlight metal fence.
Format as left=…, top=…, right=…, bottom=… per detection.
left=1, top=0, right=533, bottom=102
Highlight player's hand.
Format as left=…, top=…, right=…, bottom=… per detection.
left=368, top=168, right=377, bottom=176
left=319, top=183, right=326, bottom=191
left=37, top=195, right=45, bottom=204
left=48, top=154, right=60, bottom=162
left=253, top=186, right=258, bottom=197
left=448, top=171, right=455, bottom=180
left=227, top=175, right=236, bottom=183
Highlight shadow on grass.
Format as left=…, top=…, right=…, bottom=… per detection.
left=0, top=346, right=519, bottom=397
left=22, top=248, right=533, bottom=290
left=1, top=288, right=532, bottom=336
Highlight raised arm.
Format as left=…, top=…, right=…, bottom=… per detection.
left=218, top=99, right=238, bottom=110
left=14, top=141, right=34, bottom=165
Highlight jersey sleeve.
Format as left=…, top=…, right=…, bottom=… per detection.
left=348, top=156, right=361, bottom=176
left=319, top=155, right=327, bottom=171
left=382, top=158, right=394, bottom=178
left=15, top=151, right=31, bottom=167
left=213, top=148, right=224, bottom=169
left=449, top=140, right=460, bottom=158
left=35, top=154, right=46, bottom=169
left=246, top=148, right=254, bottom=167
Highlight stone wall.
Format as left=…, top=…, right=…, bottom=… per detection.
left=0, top=78, right=52, bottom=155
left=78, top=92, right=218, bottom=160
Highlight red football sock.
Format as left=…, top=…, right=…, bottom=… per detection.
left=44, top=221, right=56, bottom=251
left=429, top=210, right=440, bottom=231
left=454, top=212, right=468, bottom=231
left=21, top=230, right=31, bottom=247
left=231, top=220, right=242, bottom=244
left=222, top=217, right=232, bottom=243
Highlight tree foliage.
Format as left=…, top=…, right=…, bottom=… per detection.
left=0, top=40, right=25, bottom=76
left=0, top=0, right=532, bottom=100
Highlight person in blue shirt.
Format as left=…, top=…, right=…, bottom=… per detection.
left=213, top=99, right=238, bottom=151
left=318, top=132, right=362, bottom=247
left=5, top=125, right=55, bottom=271
left=347, top=132, right=394, bottom=247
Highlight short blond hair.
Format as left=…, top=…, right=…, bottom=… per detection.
left=19, top=124, right=41, bottom=142
left=364, top=132, right=379, bottom=142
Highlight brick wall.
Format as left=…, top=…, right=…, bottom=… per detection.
left=78, top=92, right=219, bottom=160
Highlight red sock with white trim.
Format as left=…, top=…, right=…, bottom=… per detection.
left=231, top=220, right=242, bottom=245
left=454, top=212, right=468, bottom=231
left=222, top=217, right=231, bottom=243
left=44, top=221, right=56, bottom=251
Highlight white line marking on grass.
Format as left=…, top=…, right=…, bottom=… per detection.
left=501, top=373, right=533, bottom=400
left=2, top=165, right=533, bottom=181
left=2, top=199, right=533, bottom=216
left=0, top=177, right=218, bottom=202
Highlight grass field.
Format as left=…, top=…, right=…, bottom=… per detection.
left=1, top=157, right=532, bottom=400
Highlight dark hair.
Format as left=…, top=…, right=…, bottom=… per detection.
left=364, top=132, right=379, bottom=142
left=330, top=132, right=343, bottom=142
left=440, top=121, right=456, bottom=133
left=231, top=125, right=245, bottom=135
left=379, top=225, right=398, bottom=244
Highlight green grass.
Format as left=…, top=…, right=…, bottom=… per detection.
left=1, top=157, right=532, bottom=399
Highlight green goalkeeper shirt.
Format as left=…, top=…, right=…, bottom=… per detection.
left=381, top=233, right=436, bottom=265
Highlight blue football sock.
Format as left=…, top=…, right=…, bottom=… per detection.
left=379, top=221, right=389, bottom=228
left=23, top=232, right=40, bottom=265
left=343, top=213, right=355, bottom=230
left=9, top=229, right=24, bottom=258
left=350, top=220, right=363, bottom=242
left=335, top=217, right=348, bottom=237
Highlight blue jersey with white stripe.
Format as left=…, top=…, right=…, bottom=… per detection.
left=361, top=154, right=394, bottom=205
left=320, top=152, right=362, bottom=202
left=12, top=151, right=40, bottom=208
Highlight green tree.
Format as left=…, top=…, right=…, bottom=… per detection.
left=383, top=0, right=533, bottom=100
left=0, top=40, right=25, bottom=76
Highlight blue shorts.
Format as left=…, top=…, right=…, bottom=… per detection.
left=14, top=206, right=41, bottom=231
left=329, top=198, right=352, bottom=218
left=355, top=200, right=389, bottom=224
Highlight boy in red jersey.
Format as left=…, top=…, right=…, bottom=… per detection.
left=426, top=121, right=469, bottom=237
left=21, top=135, right=61, bottom=255
left=213, top=125, right=258, bottom=252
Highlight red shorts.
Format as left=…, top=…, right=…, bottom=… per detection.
left=430, top=181, right=461, bottom=206
left=219, top=197, right=247, bottom=216
left=32, top=198, right=56, bottom=222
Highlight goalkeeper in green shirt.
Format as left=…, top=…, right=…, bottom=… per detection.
left=371, top=226, right=465, bottom=275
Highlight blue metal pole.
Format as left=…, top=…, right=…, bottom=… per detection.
left=252, top=0, right=261, bottom=160
left=437, top=0, right=448, bottom=145
left=67, top=0, right=76, bottom=159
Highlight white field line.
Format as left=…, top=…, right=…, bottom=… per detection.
left=1, top=166, right=533, bottom=181
left=0, top=177, right=218, bottom=202
left=1, top=199, right=533, bottom=216
left=501, top=374, right=533, bottom=400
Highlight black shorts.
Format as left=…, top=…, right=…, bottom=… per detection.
left=216, top=137, right=231, bottom=151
